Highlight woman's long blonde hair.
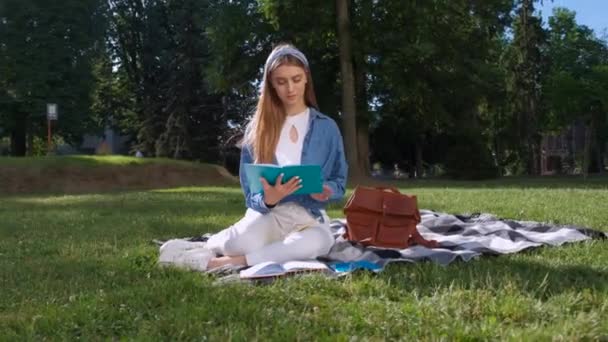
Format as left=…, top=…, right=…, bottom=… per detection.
left=243, top=44, right=318, bottom=164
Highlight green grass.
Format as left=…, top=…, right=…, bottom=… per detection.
left=0, top=155, right=209, bottom=168
left=392, top=174, right=608, bottom=189
left=1, top=180, right=607, bottom=340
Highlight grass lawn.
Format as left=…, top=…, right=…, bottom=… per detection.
left=0, top=155, right=200, bottom=167
left=1, top=176, right=607, bottom=339
left=0, top=156, right=237, bottom=195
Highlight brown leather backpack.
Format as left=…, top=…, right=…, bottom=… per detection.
left=343, top=186, right=438, bottom=249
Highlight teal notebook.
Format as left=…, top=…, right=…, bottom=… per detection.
left=243, top=163, right=323, bottom=195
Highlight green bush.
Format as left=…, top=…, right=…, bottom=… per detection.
left=444, top=138, right=499, bottom=180
left=0, top=137, right=9, bottom=156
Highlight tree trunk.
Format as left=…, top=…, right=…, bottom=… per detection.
left=336, top=0, right=363, bottom=181
left=357, top=126, right=370, bottom=173
left=354, top=48, right=370, bottom=177
left=517, top=0, right=542, bottom=176
left=531, top=137, right=541, bottom=176
left=527, top=96, right=539, bottom=176
left=592, top=111, right=604, bottom=174
left=10, top=113, right=27, bottom=156
left=582, top=118, right=594, bottom=179
left=415, top=139, right=424, bottom=178
left=173, top=135, right=181, bottom=159
left=597, top=139, right=604, bottom=174
left=588, top=113, right=603, bottom=174
left=27, top=126, right=34, bottom=156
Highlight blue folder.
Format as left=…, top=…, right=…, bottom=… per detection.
left=243, top=163, right=323, bottom=195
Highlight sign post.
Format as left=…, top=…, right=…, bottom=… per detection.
left=47, top=103, right=58, bottom=154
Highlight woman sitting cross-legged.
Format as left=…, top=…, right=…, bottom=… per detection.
left=159, top=43, right=348, bottom=271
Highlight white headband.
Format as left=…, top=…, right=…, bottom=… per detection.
left=264, top=46, right=309, bottom=74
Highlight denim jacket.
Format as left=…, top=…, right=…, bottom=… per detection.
left=239, top=108, right=348, bottom=221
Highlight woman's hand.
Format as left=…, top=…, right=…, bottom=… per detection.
left=260, top=173, right=302, bottom=206
left=310, top=184, right=332, bottom=202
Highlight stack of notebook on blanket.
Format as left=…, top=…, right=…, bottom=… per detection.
left=239, top=260, right=330, bottom=279
left=236, top=259, right=383, bottom=280
left=155, top=209, right=606, bottom=282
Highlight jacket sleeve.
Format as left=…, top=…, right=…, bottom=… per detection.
left=239, top=145, right=270, bottom=214
left=324, top=122, right=348, bottom=202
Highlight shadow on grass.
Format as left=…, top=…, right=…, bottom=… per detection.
left=2, top=173, right=607, bottom=200
left=1, top=189, right=349, bottom=216
left=1, top=189, right=243, bottom=210
left=0, top=155, right=213, bottom=168
left=376, top=246, right=608, bottom=299
left=4, top=185, right=606, bottom=300
left=373, top=174, right=608, bottom=190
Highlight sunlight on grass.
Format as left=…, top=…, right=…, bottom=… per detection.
left=1, top=184, right=607, bottom=339
left=151, top=186, right=242, bottom=193
left=0, top=155, right=209, bottom=168
left=67, top=155, right=150, bottom=165
left=10, top=194, right=109, bottom=206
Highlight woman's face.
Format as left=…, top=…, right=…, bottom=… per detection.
left=269, top=64, right=307, bottom=108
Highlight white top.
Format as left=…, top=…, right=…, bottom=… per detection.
left=275, top=108, right=310, bottom=166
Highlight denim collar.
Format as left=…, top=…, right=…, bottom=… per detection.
left=308, top=107, right=329, bottom=121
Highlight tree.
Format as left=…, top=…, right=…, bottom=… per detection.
left=108, top=0, right=225, bottom=161
left=336, top=0, right=364, bottom=180
left=368, top=0, right=513, bottom=177
left=157, top=0, right=223, bottom=160
left=108, top=0, right=171, bottom=156
left=503, top=0, right=547, bottom=175
left=545, top=8, right=608, bottom=175
left=0, top=0, right=108, bottom=156
left=205, top=0, right=275, bottom=128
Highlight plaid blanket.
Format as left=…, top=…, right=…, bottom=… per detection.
left=322, top=210, right=605, bottom=268
left=156, top=209, right=605, bottom=283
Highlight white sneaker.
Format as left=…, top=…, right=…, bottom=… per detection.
left=160, top=239, right=207, bottom=254
left=173, top=248, right=215, bottom=272
left=159, top=239, right=207, bottom=265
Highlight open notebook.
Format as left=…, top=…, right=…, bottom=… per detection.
left=239, top=260, right=332, bottom=279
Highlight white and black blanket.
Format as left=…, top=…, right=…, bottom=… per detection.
left=155, top=210, right=605, bottom=279
left=322, top=210, right=605, bottom=268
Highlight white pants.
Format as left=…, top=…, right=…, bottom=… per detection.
left=206, top=202, right=335, bottom=266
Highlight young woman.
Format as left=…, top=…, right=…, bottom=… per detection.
left=160, top=44, right=348, bottom=271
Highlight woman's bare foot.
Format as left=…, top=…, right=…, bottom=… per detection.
left=207, top=255, right=247, bottom=270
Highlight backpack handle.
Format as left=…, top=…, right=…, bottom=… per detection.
left=375, top=187, right=400, bottom=194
